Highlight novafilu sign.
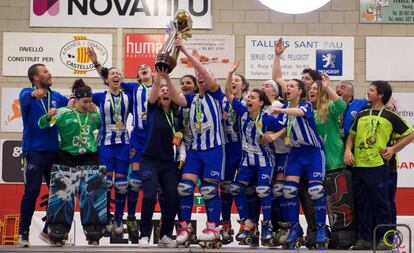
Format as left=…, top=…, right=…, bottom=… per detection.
left=30, top=0, right=212, bottom=29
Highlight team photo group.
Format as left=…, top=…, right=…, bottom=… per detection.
left=18, top=35, right=414, bottom=251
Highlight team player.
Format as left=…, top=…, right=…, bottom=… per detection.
left=91, top=67, right=132, bottom=238
left=262, top=79, right=291, bottom=246
left=272, top=39, right=322, bottom=248
left=167, top=39, right=225, bottom=248
left=90, top=48, right=147, bottom=240
left=308, top=74, right=355, bottom=249
left=138, top=68, right=181, bottom=248
left=220, top=67, right=249, bottom=244
left=270, top=79, right=328, bottom=249
left=225, top=60, right=285, bottom=246
left=18, top=64, right=69, bottom=247
left=38, top=79, right=103, bottom=245
left=344, top=81, right=414, bottom=250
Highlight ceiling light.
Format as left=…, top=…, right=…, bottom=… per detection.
left=258, top=0, right=331, bottom=14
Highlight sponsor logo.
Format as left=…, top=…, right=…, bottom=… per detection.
left=60, top=36, right=108, bottom=75
left=32, top=0, right=60, bottom=16
left=316, top=49, right=343, bottom=76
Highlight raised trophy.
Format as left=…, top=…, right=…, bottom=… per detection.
left=156, top=10, right=193, bottom=73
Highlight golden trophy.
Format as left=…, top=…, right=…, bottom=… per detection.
left=156, top=10, right=192, bottom=73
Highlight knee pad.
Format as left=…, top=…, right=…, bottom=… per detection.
left=283, top=182, right=299, bottom=199
left=255, top=185, right=271, bottom=198
left=308, top=183, right=325, bottom=200
left=129, top=177, right=142, bottom=193
left=106, top=176, right=114, bottom=192
left=114, top=178, right=128, bottom=194
left=229, top=182, right=244, bottom=196
left=220, top=180, right=232, bottom=194
left=272, top=181, right=285, bottom=199
left=177, top=179, right=195, bottom=197
left=200, top=182, right=218, bottom=200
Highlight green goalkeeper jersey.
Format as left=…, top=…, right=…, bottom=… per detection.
left=39, top=107, right=101, bottom=156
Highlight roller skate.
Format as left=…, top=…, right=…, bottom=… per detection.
left=126, top=216, right=138, bottom=244
left=315, top=223, right=328, bottom=249
left=48, top=225, right=69, bottom=247
left=176, top=221, right=196, bottom=248
left=284, top=222, right=304, bottom=249
left=272, top=221, right=289, bottom=248
left=198, top=222, right=222, bottom=249
left=305, top=225, right=317, bottom=249
left=104, top=215, right=114, bottom=237
left=113, top=216, right=124, bottom=238
left=236, top=219, right=259, bottom=246
left=260, top=220, right=275, bottom=246
left=220, top=220, right=234, bottom=245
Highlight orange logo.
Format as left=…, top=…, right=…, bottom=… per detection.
left=4, top=99, right=21, bottom=125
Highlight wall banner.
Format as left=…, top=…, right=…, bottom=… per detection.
left=245, top=36, right=354, bottom=81
left=2, top=32, right=112, bottom=77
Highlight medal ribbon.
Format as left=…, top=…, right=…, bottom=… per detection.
left=195, top=97, right=203, bottom=124
left=75, top=111, right=89, bottom=141
left=33, top=87, right=50, bottom=114
left=369, top=107, right=385, bottom=138
left=165, top=110, right=176, bottom=135
left=286, top=102, right=296, bottom=138
left=253, top=112, right=264, bottom=137
left=109, top=91, right=123, bottom=122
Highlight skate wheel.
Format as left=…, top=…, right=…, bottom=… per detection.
left=245, top=237, right=252, bottom=244
left=269, top=239, right=275, bottom=246
left=216, top=241, right=222, bottom=248
left=184, top=240, right=191, bottom=248
left=254, top=231, right=260, bottom=237
left=295, top=240, right=301, bottom=248
left=206, top=241, right=213, bottom=249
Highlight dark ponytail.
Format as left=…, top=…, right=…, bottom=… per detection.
left=72, top=79, right=92, bottom=99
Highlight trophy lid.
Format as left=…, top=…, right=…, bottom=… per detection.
left=174, top=10, right=193, bottom=31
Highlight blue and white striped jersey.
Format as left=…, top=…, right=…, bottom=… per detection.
left=279, top=101, right=324, bottom=149
left=232, top=98, right=283, bottom=168
left=121, top=81, right=152, bottom=130
left=184, top=87, right=225, bottom=151
left=223, top=97, right=245, bottom=144
left=93, top=91, right=132, bottom=146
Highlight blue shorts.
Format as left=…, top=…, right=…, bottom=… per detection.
left=224, top=142, right=242, bottom=181
left=275, top=153, right=288, bottom=174
left=98, top=144, right=130, bottom=175
left=237, top=164, right=273, bottom=186
left=285, top=146, right=325, bottom=181
left=130, top=128, right=147, bottom=163
left=182, top=145, right=225, bottom=181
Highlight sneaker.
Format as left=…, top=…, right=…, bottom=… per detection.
left=352, top=239, right=373, bottom=250
left=376, top=239, right=393, bottom=251
left=158, top=235, right=177, bottom=248
left=39, top=231, right=53, bottom=245
left=18, top=231, right=29, bottom=248
left=139, top=236, right=150, bottom=248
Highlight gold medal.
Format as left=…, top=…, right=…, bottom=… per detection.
left=284, top=136, right=291, bottom=145
left=115, top=120, right=125, bottom=130
left=79, top=135, right=84, bottom=144
left=194, top=121, right=201, bottom=130
left=50, top=116, right=57, bottom=125
left=367, top=136, right=376, bottom=145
